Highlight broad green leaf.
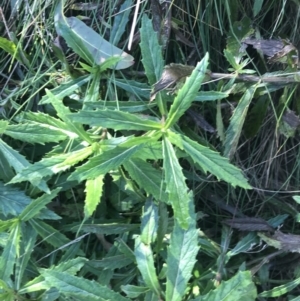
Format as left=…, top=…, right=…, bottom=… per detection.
left=224, top=84, right=258, bottom=159
left=162, top=137, right=190, bottom=229
left=40, top=75, right=91, bottom=105
left=123, top=158, right=168, bottom=203
left=19, top=188, right=61, bottom=221
left=134, top=236, right=162, bottom=297
left=140, top=15, right=164, bottom=85
left=168, top=132, right=251, bottom=189
left=42, top=270, right=130, bottom=301
left=0, top=221, right=21, bottom=282
left=10, top=146, right=93, bottom=184
left=259, top=275, right=300, bottom=298
left=54, top=0, right=133, bottom=69
left=69, top=144, right=144, bottom=182
left=4, top=123, right=68, bottom=144
left=70, top=223, right=139, bottom=235
left=84, top=175, right=104, bottom=218
left=192, top=271, right=257, bottom=301
left=166, top=193, right=199, bottom=301
left=140, top=198, right=158, bottom=245
left=67, top=109, right=161, bottom=131
left=0, top=139, right=49, bottom=192
left=0, top=182, right=32, bottom=216
left=165, top=54, right=209, bottom=128
left=29, top=219, right=70, bottom=248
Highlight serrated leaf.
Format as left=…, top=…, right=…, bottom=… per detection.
left=40, top=75, right=91, bottom=105
left=10, top=147, right=93, bottom=184
left=194, top=91, right=229, bottom=101
left=0, top=182, right=31, bottom=216
left=0, top=139, right=49, bottom=192
left=123, top=158, right=168, bottom=203
left=15, top=111, right=78, bottom=138
left=168, top=132, right=251, bottom=189
left=70, top=223, right=139, bottom=235
left=134, top=236, right=162, bottom=297
left=90, top=255, right=133, bottom=270
left=69, top=144, right=144, bottom=182
left=19, top=188, right=61, bottom=221
left=224, top=84, right=258, bottom=159
left=85, top=101, right=155, bottom=113
left=140, top=15, right=164, bottom=85
left=29, top=219, right=70, bottom=248
left=166, top=194, right=199, bottom=301
left=54, top=0, right=134, bottom=69
left=84, top=175, right=104, bottom=218
left=192, top=271, right=256, bottom=301
left=67, top=109, right=161, bottom=131
left=4, top=123, right=67, bottom=144
left=0, top=221, right=21, bottom=282
left=165, top=54, right=209, bottom=128
left=46, top=90, right=93, bottom=144
left=42, top=270, right=130, bottom=301
left=162, top=137, right=190, bottom=229
left=140, top=198, right=158, bottom=245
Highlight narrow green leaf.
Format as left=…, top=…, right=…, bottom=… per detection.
left=10, top=146, right=93, bottom=184
left=69, top=144, right=144, bottom=182
left=15, top=223, right=37, bottom=290
left=114, top=79, right=150, bottom=99
left=0, top=36, right=28, bottom=65
left=194, top=91, right=229, bottom=101
left=4, top=123, right=67, bottom=144
left=259, top=275, right=300, bottom=297
left=39, top=75, right=91, bottom=105
left=140, top=198, right=158, bottom=245
left=192, top=271, right=257, bottom=301
left=19, top=188, right=61, bottom=221
left=0, top=120, right=9, bottom=134
left=70, top=223, right=139, bottom=235
left=166, top=193, right=199, bottom=301
left=140, top=15, right=164, bottom=85
left=165, top=54, right=209, bottom=128
left=134, top=236, right=162, bottom=297
left=110, top=0, right=133, bottom=45
left=224, top=84, right=258, bottom=159
left=85, top=100, right=155, bottom=113
left=123, top=158, right=168, bottom=203
left=54, top=0, right=133, bottom=69
left=0, top=221, right=21, bottom=282
left=169, top=132, right=251, bottom=189
left=0, top=182, right=31, bottom=217
left=162, top=137, right=190, bottom=229
left=46, top=90, right=93, bottom=144
left=67, top=109, right=161, bottom=131
left=29, top=219, right=70, bottom=248
left=19, top=257, right=88, bottom=294
left=84, top=175, right=104, bottom=218
left=122, top=285, right=149, bottom=298
left=42, top=270, right=130, bottom=301
left=0, top=139, right=49, bottom=192
left=90, top=255, right=133, bottom=270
